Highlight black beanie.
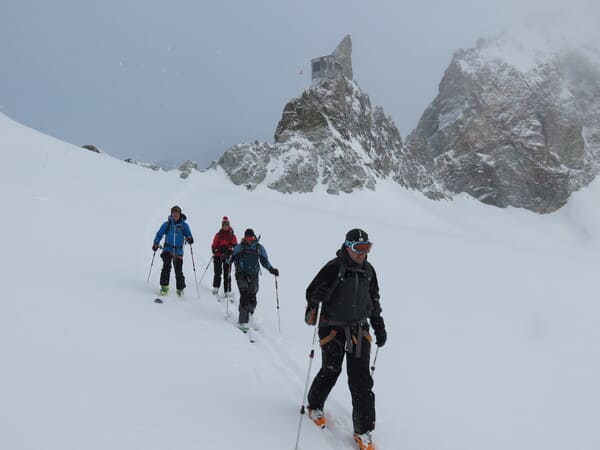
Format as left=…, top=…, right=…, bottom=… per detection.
left=244, top=228, right=256, bottom=238
left=345, top=228, right=369, bottom=242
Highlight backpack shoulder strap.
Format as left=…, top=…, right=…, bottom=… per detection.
left=328, top=260, right=346, bottom=293
left=163, top=219, right=172, bottom=238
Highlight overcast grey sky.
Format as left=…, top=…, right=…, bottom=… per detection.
left=1, top=0, right=597, bottom=168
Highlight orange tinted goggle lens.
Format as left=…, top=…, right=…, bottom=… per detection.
left=353, top=242, right=372, bottom=253
left=346, top=241, right=372, bottom=254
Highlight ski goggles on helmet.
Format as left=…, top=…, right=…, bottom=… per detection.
left=344, top=240, right=373, bottom=254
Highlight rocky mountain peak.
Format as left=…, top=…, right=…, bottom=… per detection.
left=406, top=32, right=600, bottom=213
left=216, top=36, right=437, bottom=195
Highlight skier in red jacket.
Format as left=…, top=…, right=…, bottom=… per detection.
left=211, top=216, right=238, bottom=300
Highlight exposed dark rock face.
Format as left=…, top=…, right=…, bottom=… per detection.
left=406, top=35, right=600, bottom=213
left=124, top=158, right=162, bottom=171
left=178, top=160, right=199, bottom=179
left=81, top=144, right=101, bottom=153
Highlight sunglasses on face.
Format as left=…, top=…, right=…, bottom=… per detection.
left=345, top=240, right=373, bottom=254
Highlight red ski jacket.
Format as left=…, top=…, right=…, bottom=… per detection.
left=211, top=229, right=238, bottom=257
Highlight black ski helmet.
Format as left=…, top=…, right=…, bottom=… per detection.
left=345, top=228, right=369, bottom=242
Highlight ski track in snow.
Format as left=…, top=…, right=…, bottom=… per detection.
left=154, top=279, right=358, bottom=449
left=148, top=222, right=357, bottom=450
left=173, top=184, right=362, bottom=450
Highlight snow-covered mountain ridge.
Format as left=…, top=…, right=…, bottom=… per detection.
left=407, top=32, right=600, bottom=213
left=214, top=32, right=600, bottom=213
left=215, top=36, right=440, bottom=197
left=218, top=78, right=438, bottom=196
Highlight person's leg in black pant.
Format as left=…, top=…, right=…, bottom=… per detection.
left=212, top=256, right=223, bottom=290
left=307, top=326, right=345, bottom=410
left=160, top=252, right=172, bottom=287
left=347, top=335, right=375, bottom=434
left=173, top=255, right=186, bottom=291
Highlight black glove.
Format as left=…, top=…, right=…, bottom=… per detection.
left=186, top=237, right=194, bottom=245
left=152, top=243, right=159, bottom=252
left=312, top=282, right=330, bottom=304
left=269, top=267, right=279, bottom=276
left=371, top=316, right=387, bottom=347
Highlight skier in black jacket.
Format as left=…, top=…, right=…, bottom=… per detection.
left=304, top=228, right=386, bottom=450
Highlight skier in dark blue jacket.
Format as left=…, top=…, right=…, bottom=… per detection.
left=230, top=228, right=279, bottom=330
left=152, top=205, right=194, bottom=296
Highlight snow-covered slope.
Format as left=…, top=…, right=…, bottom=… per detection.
left=1, top=111, right=599, bottom=450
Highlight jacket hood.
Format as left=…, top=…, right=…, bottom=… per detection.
left=169, top=213, right=187, bottom=223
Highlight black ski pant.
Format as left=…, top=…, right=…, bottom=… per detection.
left=212, top=256, right=232, bottom=293
left=235, top=272, right=259, bottom=324
left=307, top=325, right=375, bottom=435
left=160, top=252, right=186, bottom=290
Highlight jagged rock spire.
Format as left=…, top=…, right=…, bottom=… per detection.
left=311, top=35, right=353, bottom=85
left=332, top=35, right=353, bottom=80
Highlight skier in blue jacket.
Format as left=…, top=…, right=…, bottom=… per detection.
left=230, top=228, right=279, bottom=330
left=152, top=205, right=194, bottom=296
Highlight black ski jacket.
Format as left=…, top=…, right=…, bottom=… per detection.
left=306, top=247, right=382, bottom=325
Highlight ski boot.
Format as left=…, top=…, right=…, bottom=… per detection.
left=307, top=408, right=326, bottom=429
left=353, top=431, right=375, bottom=450
left=159, top=286, right=169, bottom=296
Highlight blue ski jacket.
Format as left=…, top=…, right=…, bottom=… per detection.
left=153, top=214, right=193, bottom=257
left=231, top=240, right=273, bottom=275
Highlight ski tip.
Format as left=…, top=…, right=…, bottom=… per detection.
left=154, top=298, right=163, bottom=303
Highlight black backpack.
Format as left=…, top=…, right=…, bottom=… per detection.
left=304, top=261, right=346, bottom=325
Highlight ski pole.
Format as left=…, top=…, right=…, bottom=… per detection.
left=275, top=276, right=281, bottom=335
left=370, top=346, right=380, bottom=378
left=225, top=262, right=231, bottom=319
left=188, top=244, right=201, bottom=298
left=146, top=248, right=158, bottom=284
left=294, top=301, right=323, bottom=450
left=198, top=256, right=214, bottom=285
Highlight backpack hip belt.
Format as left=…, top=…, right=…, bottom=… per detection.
left=319, top=320, right=371, bottom=358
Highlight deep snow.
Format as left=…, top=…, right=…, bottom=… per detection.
left=1, top=112, right=599, bottom=450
